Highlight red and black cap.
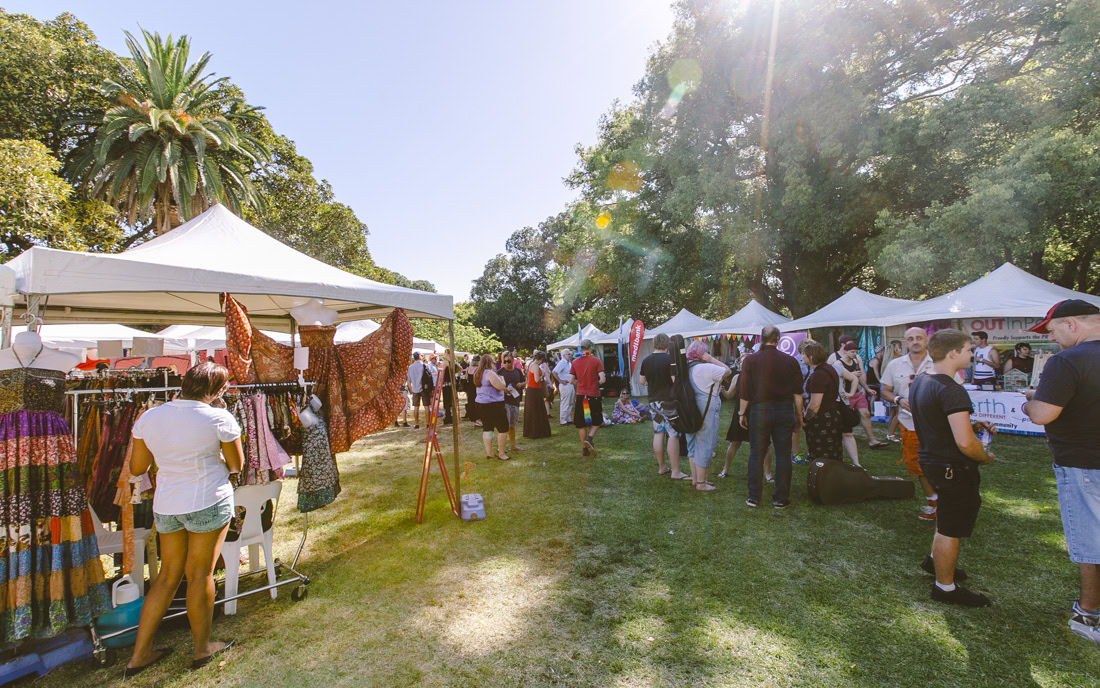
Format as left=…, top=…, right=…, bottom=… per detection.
left=1029, top=299, right=1100, bottom=334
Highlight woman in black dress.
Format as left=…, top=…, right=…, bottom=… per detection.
left=801, top=340, right=844, bottom=462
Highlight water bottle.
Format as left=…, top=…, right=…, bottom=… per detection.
left=978, top=428, right=993, bottom=449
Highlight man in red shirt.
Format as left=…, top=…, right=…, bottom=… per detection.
left=569, top=339, right=606, bottom=457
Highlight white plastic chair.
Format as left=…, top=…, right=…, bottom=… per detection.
left=89, top=505, right=154, bottom=597
left=222, top=482, right=281, bottom=615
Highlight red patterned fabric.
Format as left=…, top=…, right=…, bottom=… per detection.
left=222, top=294, right=414, bottom=453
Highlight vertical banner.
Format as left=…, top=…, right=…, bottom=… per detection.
left=777, top=331, right=807, bottom=359
left=576, top=324, right=583, bottom=356
left=628, top=320, right=645, bottom=375
left=617, top=316, right=625, bottom=375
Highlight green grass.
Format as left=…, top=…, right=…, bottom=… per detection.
left=41, top=402, right=1100, bottom=687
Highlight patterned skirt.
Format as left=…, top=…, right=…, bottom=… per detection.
left=0, top=410, right=111, bottom=642
left=805, top=407, right=844, bottom=462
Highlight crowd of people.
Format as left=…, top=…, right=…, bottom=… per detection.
left=397, top=299, right=1097, bottom=636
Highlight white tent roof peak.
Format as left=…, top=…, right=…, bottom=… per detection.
left=6, top=203, right=453, bottom=327
left=647, top=309, right=715, bottom=338
left=686, top=299, right=790, bottom=336
left=780, top=288, right=918, bottom=330
left=890, top=262, right=1100, bottom=324
left=548, top=323, right=607, bottom=350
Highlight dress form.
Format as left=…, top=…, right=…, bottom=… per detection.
left=290, top=299, right=338, bottom=326
left=0, top=331, right=81, bottom=372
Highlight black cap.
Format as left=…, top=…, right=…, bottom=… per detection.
left=1029, top=299, right=1100, bottom=333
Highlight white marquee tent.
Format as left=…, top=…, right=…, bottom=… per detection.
left=888, top=262, right=1100, bottom=324
left=158, top=319, right=445, bottom=353
left=683, top=300, right=790, bottom=337
left=645, top=309, right=715, bottom=338
left=12, top=324, right=175, bottom=350
left=1, top=204, right=453, bottom=330
left=780, top=288, right=919, bottom=331
left=548, top=323, right=606, bottom=351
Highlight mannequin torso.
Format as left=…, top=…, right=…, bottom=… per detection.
left=0, top=331, right=80, bottom=372
left=290, top=299, right=338, bottom=326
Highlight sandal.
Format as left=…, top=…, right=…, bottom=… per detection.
left=670, top=473, right=691, bottom=480
left=123, top=648, right=174, bottom=678
left=657, top=468, right=671, bottom=476
left=497, top=454, right=511, bottom=461
left=869, top=442, right=889, bottom=449
left=717, top=470, right=728, bottom=478
left=192, top=640, right=235, bottom=670
left=696, top=483, right=717, bottom=492
left=511, top=445, right=525, bottom=452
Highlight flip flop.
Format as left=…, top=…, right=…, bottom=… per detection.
left=869, top=442, right=889, bottom=450
left=192, top=640, right=235, bottom=670
left=696, top=483, right=717, bottom=491
left=511, top=445, right=525, bottom=452
left=497, top=454, right=511, bottom=461
left=657, top=468, right=671, bottom=476
left=123, top=648, right=174, bottom=678
left=670, top=473, right=691, bottom=480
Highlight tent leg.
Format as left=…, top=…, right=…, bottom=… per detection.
left=0, top=307, right=10, bottom=349
left=448, top=320, right=460, bottom=509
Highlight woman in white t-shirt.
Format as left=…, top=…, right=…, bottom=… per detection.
left=124, top=362, right=244, bottom=677
left=685, top=341, right=731, bottom=492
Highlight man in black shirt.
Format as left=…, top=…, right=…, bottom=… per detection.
left=738, top=326, right=804, bottom=508
left=640, top=333, right=688, bottom=480
left=1022, top=299, right=1100, bottom=643
left=498, top=353, right=526, bottom=455
left=911, top=329, right=995, bottom=608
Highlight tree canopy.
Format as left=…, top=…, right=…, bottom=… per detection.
left=0, top=9, right=436, bottom=293
left=470, top=0, right=1099, bottom=344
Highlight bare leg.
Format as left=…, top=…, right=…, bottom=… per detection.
left=482, top=431, right=494, bottom=457
left=508, top=426, right=519, bottom=450
left=578, top=427, right=588, bottom=453
left=888, top=408, right=899, bottom=437
left=720, top=441, right=742, bottom=476
left=653, top=433, right=667, bottom=474
left=932, top=532, right=961, bottom=586
left=588, top=424, right=600, bottom=441
left=668, top=432, right=686, bottom=478
left=842, top=433, right=860, bottom=467
left=791, top=429, right=801, bottom=457
left=413, top=399, right=420, bottom=426
left=1081, top=563, right=1100, bottom=610
left=918, top=475, right=935, bottom=498
left=764, top=446, right=773, bottom=480
left=186, top=524, right=231, bottom=661
left=127, top=530, right=188, bottom=670
left=859, top=408, right=881, bottom=445
left=497, top=432, right=508, bottom=457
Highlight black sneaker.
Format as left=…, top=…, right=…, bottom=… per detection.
left=920, top=555, right=968, bottom=581
left=773, top=501, right=790, bottom=510
left=930, top=584, right=991, bottom=608
left=582, top=446, right=590, bottom=457
left=414, top=425, right=420, bottom=429
left=745, top=498, right=758, bottom=508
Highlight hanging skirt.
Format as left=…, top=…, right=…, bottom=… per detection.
left=0, top=410, right=111, bottom=642
left=522, top=387, right=551, bottom=439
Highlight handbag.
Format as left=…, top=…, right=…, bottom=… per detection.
left=840, top=401, right=861, bottom=429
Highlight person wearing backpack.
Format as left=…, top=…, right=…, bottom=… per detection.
left=684, top=341, right=731, bottom=492
left=406, top=352, right=428, bottom=429
left=738, top=325, right=805, bottom=508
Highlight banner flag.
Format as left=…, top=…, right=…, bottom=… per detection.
left=617, top=316, right=625, bottom=375
left=628, top=319, right=645, bottom=376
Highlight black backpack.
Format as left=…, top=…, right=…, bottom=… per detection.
left=420, top=361, right=435, bottom=395
left=666, top=334, right=713, bottom=434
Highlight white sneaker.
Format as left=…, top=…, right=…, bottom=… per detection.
left=1070, top=605, right=1100, bottom=643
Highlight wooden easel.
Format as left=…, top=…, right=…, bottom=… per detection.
left=415, top=365, right=459, bottom=522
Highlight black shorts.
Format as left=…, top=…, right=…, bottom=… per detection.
left=477, top=400, right=509, bottom=434
left=573, top=395, right=604, bottom=428
left=921, top=462, right=982, bottom=538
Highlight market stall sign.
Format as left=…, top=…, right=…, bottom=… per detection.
left=962, top=317, right=1045, bottom=343
left=968, top=390, right=1045, bottom=436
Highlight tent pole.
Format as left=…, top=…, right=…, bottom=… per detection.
left=448, top=319, right=460, bottom=510
left=0, top=306, right=10, bottom=349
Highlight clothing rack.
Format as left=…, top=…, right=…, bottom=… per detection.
left=66, top=381, right=316, bottom=662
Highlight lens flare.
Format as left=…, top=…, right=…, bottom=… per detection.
left=595, top=211, right=612, bottom=229
left=607, top=160, right=642, bottom=192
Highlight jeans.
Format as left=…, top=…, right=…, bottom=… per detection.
left=747, top=401, right=795, bottom=504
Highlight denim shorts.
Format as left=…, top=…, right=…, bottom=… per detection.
left=154, top=494, right=235, bottom=534
left=1054, top=464, right=1100, bottom=564
left=650, top=402, right=678, bottom=437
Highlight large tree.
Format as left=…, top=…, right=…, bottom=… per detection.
left=69, top=29, right=269, bottom=235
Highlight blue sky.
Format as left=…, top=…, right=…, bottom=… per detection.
left=11, top=1, right=675, bottom=300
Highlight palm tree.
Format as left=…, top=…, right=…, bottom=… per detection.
left=69, top=29, right=268, bottom=235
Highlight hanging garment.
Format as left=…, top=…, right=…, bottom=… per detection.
left=0, top=367, right=111, bottom=642
left=298, top=416, right=341, bottom=512
left=223, top=294, right=414, bottom=453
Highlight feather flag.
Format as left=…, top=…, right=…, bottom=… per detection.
left=617, top=316, right=625, bottom=376
left=576, top=323, right=583, bottom=356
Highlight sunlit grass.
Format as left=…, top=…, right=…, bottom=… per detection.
left=39, top=400, right=1100, bottom=687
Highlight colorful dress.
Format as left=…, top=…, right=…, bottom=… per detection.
left=297, top=416, right=340, bottom=512
left=0, top=366, right=111, bottom=642
left=223, top=294, right=413, bottom=454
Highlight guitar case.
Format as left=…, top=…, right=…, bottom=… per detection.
left=807, top=459, right=914, bottom=505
